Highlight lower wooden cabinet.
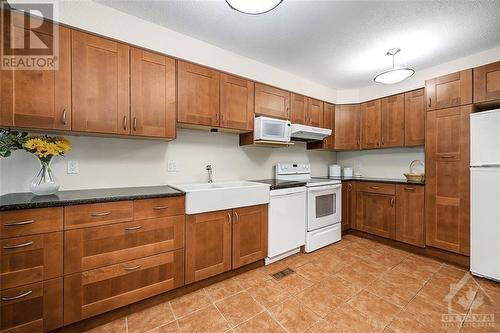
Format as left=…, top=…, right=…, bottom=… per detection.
left=232, top=205, right=267, bottom=269
left=341, top=182, right=356, bottom=231
left=63, top=250, right=184, bottom=325
left=356, top=183, right=396, bottom=239
left=396, top=185, right=425, bottom=247
left=1, top=278, right=63, bottom=332
left=185, top=210, right=232, bottom=284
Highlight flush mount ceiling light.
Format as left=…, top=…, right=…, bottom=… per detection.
left=225, top=0, right=283, bottom=15
left=373, top=48, right=415, bottom=84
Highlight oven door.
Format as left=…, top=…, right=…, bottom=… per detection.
left=307, top=184, right=342, bottom=231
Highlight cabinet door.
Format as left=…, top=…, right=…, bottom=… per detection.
left=425, top=106, right=470, bottom=255
left=72, top=31, right=130, bottom=134
left=323, top=103, right=335, bottom=149
left=474, top=61, right=500, bottom=103
left=381, top=94, right=404, bottom=148
left=254, top=83, right=290, bottom=120
left=396, top=185, right=425, bottom=247
left=185, top=210, right=232, bottom=284
left=0, top=13, right=71, bottom=130
left=341, top=182, right=356, bottom=231
left=334, top=104, right=360, bottom=150
left=232, top=205, right=267, bottom=269
left=220, top=73, right=254, bottom=131
left=290, top=93, right=307, bottom=125
left=425, top=70, right=472, bottom=111
left=63, top=250, right=184, bottom=325
left=307, top=98, right=324, bottom=127
left=1, top=232, right=62, bottom=290
left=404, top=89, right=425, bottom=146
left=361, top=100, right=382, bottom=149
left=1, top=278, right=63, bottom=332
left=356, top=191, right=395, bottom=239
left=131, top=48, right=176, bottom=138
left=177, top=61, right=220, bottom=127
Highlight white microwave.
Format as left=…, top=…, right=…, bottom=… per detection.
left=254, top=116, right=291, bottom=142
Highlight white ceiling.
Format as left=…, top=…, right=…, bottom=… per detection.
left=97, top=0, right=500, bottom=90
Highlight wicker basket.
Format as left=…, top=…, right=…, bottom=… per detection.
left=404, top=160, right=425, bottom=183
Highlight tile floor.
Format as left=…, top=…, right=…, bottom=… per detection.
left=87, top=235, right=500, bottom=333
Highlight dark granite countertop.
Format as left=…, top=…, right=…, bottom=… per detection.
left=313, top=176, right=425, bottom=185
left=252, top=179, right=307, bottom=190
left=0, top=185, right=185, bottom=211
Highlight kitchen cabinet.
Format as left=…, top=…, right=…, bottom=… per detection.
left=361, top=100, right=382, bottom=149
left=404, top=89, right=426, bottom=146
left=290, top=93, right=307, bottom=125
left=232, top=205, right=268, bottom=269
left=177, top=61, right=220, bottom=127
left=425, top=69, right=472, bottom=111
left=341, top=181, right=356, bottom=231
left=130, top=48, right=176, bottom=138
left=254, top=83, right=290, bottom=120
left=71, top=31, right=130, bottom=134
left=334, top=104, right=360, bottom=150
left=474, top=61, right=500, bottom=104
left=425, top=105, right=471, bottom=255
left=185, top=210, right=232, bottom=284
left=220, top=73, right=254, bottom=132
left=381, top=94, right=405, bottom=148
left=307, top=98, right=324, bottom=127
left=307, top=103, right=335, bottom=150
left=0, top=13, right=71, bottom=130
left=396, top=184, right=425, bottom=247
left=356, top=182, right=396, bottom=239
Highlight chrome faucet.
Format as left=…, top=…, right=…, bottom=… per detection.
left=206, top=165, right=213, bottom=183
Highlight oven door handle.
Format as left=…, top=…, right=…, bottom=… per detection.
left=307, top=184, right=342, bottom=192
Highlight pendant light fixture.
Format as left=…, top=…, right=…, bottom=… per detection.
left=373, top=48, right=415, bottom=84
left=225, top=0, right=283, bottom=15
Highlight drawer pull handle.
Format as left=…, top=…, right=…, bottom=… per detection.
left=123, top=264, right=141, bottom=271
left=234, top=212, right=239, bottom=224
left=153, top=206, right=169, bottom=210
left=3, top=220, right=34, bottom=227
left=1, top=290, right=33, bottom=301
left=3, top=241, right=34, bottom=249
left=369, top=186, right=380, bottom=190
left=390, top=198, right=395, bottom=207
left=440, top=155, right=454, bottom=159
left=404, top=187, right=416, bottom=191
left=91, top=211, right=111, bottom=217
left=125, top=225, right=143, bottom=231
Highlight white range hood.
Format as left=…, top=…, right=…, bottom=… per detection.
left=290, top=124, right=332, bottom=141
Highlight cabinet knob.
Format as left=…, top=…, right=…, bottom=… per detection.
left=390, top=198, right=395, bottom=207
left=348, top=183, right=352, bottom=191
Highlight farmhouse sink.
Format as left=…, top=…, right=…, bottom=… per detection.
left=173, top=181, right=270, bottom=214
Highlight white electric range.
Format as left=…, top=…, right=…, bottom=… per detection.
left=275, top=163, right=342, bottom=252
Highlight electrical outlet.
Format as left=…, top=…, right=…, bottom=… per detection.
left=67, top=160, right=79, bottom=174
left=167, top=160, right=178, bottom=172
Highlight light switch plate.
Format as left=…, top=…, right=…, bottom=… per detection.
left=67, top=160, right=79, bottom=174
left=167, top=160, right=178, bottom=172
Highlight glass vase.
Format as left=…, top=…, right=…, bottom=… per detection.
left=30, top=157, right=60, bottom=195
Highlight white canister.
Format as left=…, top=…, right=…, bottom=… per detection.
left=329, top=165, right=341, bottom=177
left=343, top=167, right=353, bottom=178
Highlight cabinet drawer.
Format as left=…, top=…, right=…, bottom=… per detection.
left=1, top=278, right=63, bottom=332
left=0, top=208, right=63, bottom=239
left=64, top=201, right=133, bottom=229
left=133, top=197, right=184, bottom=220
left=63, top=250, right=184, bottom=325
left=1, top=232, right=62, bottom=290
left=356, top=182, right=395, bottom=195
left=64, top=215, right=185, bottom=274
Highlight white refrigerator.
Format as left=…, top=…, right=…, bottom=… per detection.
left=470, top=109, right=500, bottom=282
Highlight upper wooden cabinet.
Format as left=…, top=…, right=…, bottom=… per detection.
left=308, top=98, right=324, bottom=127
left=307, top=102, right=335, bottom=150
left=404, top=89, right=425, bottom=146
left=290, top=93, right=307, bottom=125
left=177, top=61, right=220, bottom=127
left=130, top=48, right=176, bottom=139
left=232, top=205, right=267, bottom=269
left=474, top=61, right=500, bottom=104
left=0, top=14, right=71, bottom=130
left=360, top=100, right=382, bottom=149
left=72, top=31, right=130, bottom=134
left=334, top=104, right=360, bottom=150
left=425, top=105, right=471, bottom=255
left=220, top=73, right=254, bottom=131
left=380, top=94, right=404, bottom=148
left=425, top=69, right=472, bottom=111
left=396, top=184, right=425, bottom=247
left=254, top=83, right=290, bottom=120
